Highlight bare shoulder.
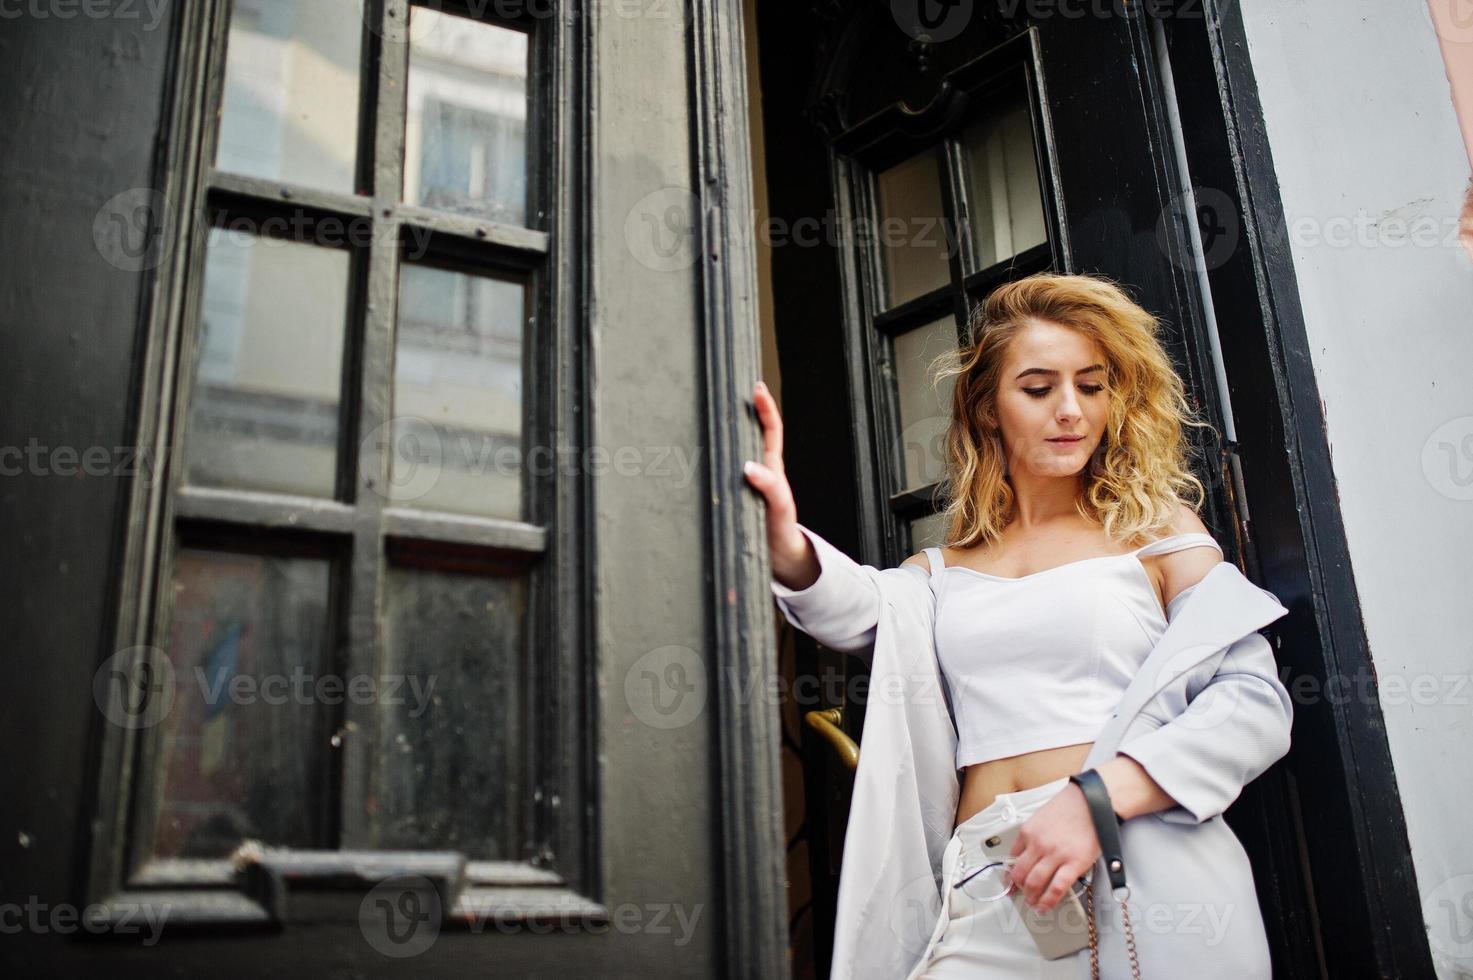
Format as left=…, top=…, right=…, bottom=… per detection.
left=1149, top=503, right=1222, bottom=604
left=900, top=551, right=931, bottom=572
left=1166, top=502, right=1212, bottom=538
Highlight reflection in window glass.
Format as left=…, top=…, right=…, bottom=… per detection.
left=143, top=549, right=334, bottom=861
left=215, top=0, right=363, bottom=194
left=404, top=10, right=529, bottom=225
left=374, top=564, right=527, bottom=859
left=391, top=263, right=524, bottom=518
left=183, top=227, right=348, bottom=498
left=894, top=316, right=958, bottom=491
left=875, top=148, right=951, bottom=309
left=962, top=101, right=1048, bottom=271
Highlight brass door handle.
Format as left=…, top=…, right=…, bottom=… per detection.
left=804, top=707, right=858, bottom=771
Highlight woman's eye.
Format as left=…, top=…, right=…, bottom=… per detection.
left=1022, top=384, right=1104, bottom=398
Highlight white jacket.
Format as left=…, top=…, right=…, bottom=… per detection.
left=771, top=523, right=1293, bottom=980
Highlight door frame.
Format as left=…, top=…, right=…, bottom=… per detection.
left=689, top=0, right=792, bottom=977
left=746, top=1, right=1434, bottom=978
left=1159, top=2, right=1434, bottom=976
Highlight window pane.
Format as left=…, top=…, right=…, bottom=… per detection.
left=962, top=101, right=1047, bottom=271
left=875, top=148, right=951, bottom=308
left=215, top=0, right=363, bottom=195
left=404, top=10, right=529, bottom=225
left=373, top=564, right=528, bottom=859
left=391, top=263, right=524, bottom=519
left=909, top=510, right=949, bottom=551
left=183, top=227, right=348, bottom=498
left=894, top=316, right=957, bottom=491
left=142, top=549, right=335, bottom=861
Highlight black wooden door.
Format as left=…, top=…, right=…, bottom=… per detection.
left=753, top=3, right=1342, bottom=977
left=0, top=0, right=787, bottom=977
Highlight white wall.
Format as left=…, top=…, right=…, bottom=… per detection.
left=1237, top=2, right=1473, bottom=975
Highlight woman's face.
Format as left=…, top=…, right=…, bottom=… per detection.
left=991, top=318, right=1110, bottom=481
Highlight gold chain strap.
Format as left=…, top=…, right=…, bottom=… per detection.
left=1084, top=873, right=1142, bottom=980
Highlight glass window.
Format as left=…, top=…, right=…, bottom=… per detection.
left=102, top=0, right=570, bottom=917
left=215, top=0, right=364, bottom=195
left=404, top=10, right=529, bottom=225
left=372, top=564, right=529, bottom=859
left=875, top=148, right=951, bottom=308
left=140, top=548, right=334, bottom=862
left=183, top=227, right=349, bottom=498
left=893, top=316, right=958, bottom=491
left=962, top=100, right=1047, bottom=271
left=391, top=262, right=525, bottom=519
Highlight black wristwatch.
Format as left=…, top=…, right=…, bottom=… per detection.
left=1069, top=768, right=1128, bottom=893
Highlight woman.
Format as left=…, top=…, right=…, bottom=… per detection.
left=743, top=273, right=1293, bottom=979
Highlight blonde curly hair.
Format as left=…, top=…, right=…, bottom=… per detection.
left=926, top=271, right=1212, bottom=550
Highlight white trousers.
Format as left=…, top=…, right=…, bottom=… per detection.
left=904, top=775, right=1086, bottom=980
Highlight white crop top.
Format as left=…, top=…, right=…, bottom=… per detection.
left=925, top=532, right=1223, bottom=770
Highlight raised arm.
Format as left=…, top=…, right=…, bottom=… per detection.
left=743, top=380, right=929, bottom=657
left=768, top=524, right=881, bottom=652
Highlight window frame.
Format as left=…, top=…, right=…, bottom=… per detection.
left=86, top=0, right=601, bottom=931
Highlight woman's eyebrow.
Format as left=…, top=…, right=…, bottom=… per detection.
left=1013, top=363, right=1106, bottom=381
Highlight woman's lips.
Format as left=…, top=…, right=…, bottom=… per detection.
left=1047, top=435, right=1084, bottom=443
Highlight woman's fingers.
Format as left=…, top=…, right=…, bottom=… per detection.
left=742, top=459, right=773, bottom=494
left=1021, top=852, right=1066, bottom=911
left=744, top=460, right=794, bottom=523
left=752, top=380, right=784, bottom=472
left=747, top=380, right=805, bottom=565
left=1005, top=846, right=1033, bottom=899
left=1033, top=861, right=1083, bottom=914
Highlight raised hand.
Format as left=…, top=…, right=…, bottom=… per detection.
left=743, top=380, right=819, bottom=591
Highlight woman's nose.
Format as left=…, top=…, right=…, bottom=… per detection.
left=1056, top=392, right=1083, bottom=421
